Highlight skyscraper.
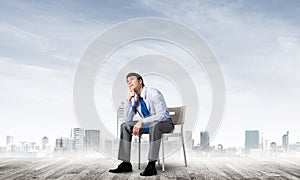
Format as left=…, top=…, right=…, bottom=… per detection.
left=200, top=131, right=210, bottom=151
left=55, top=138, right=63, bottom=150
left=245, top=130, right=259, bottom=153
left=105, top=139, right=113, bottom=153
left=282, top=131, right=289, bottom=152
left=42, top=136, right=49, bottom=150
left=185, top=131, right=193, bottom=149
left=62, top=138, right=74, bottom=151
left=72, top=128, right=84, bottom=151
left=85, top=129, right=101, bottom=152
left=117, top=102, right=125, bottom=138
left=55, top=137, right=73, bottom=151
left=6, top=135, right=14, bottom=145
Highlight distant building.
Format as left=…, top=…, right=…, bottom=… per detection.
left=217, top=144, right=223, bottom=151
left=85, top=129, right=101, bottom=152
left=6, top=136, right=14, bottom=145
left=55, top=137, right=74, bottom=151
left=105, top=140, right=113, bottom=153
left=71, top=128, right=84, bottom=151
left=264, top=139, right=271, bottom=150
left=245, top=130, right=259, bottom=153
left=63, top=138, right=73, bottom=151
left=117, top=102, right=125, bottom=138
left=185, top=131, right=193, bottom=149
left=270, top=142, right=277, bottom=149
left=282, top=131, right=289, bottom=152
left=289, top=142, right=300, bottom=151
left=29, top=142, right=36, bottom=151
left=260, top=136, right=264, bottom=150
left=42, top=136, right=49, bottom=150
left=270, top=142, right=277, bottom=155
left=55, top=138, right=63, bottom=149
left=0, top=146, right=7, bottom=153
left=200, top=131, right=210, bottom=151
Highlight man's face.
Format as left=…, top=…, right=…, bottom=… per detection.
left=127, top=76, right=142, bottom=91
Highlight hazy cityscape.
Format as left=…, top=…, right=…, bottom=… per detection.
left=1, top=103, right=300, bottom=159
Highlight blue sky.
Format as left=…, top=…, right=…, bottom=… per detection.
left=0, top=0, right=300, bottom=148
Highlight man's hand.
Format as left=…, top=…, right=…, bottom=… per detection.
left=127, top=87, right=135, bottom=101
left=132, top=120, right=143, bottom=136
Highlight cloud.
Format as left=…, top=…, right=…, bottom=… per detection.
left=0, top=23, right=56, bottom=52
left=1, top=0, right=299, bottom=147
left=141, top=0, right=300, bottom=90
left=0, top=57, right=72, bottom=105
left=140, top=0, right=300, bottom=146
left=0, top=0, right=164, bottom=146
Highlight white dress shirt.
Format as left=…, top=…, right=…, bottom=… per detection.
left=124, top=87, right=170, bottom=124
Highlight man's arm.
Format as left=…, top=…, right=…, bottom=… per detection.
left=123, top=89, right=138, bottom=122
left=123, top=99, right=137, bottom=122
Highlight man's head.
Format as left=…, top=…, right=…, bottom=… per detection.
left=126, top=72, right=144, bottom=92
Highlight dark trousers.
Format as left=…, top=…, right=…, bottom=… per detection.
left=118, top=119, right=174, bottom=162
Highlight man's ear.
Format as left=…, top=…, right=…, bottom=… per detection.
left=139, top=79, right=143, bottom=85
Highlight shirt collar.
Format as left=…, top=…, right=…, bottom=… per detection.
left=140, top=86, right=147, bottom=99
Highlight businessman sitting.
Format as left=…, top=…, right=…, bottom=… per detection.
left=109, top=72, right=174, bottom=176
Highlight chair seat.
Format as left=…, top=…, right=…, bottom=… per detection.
left=162, top=132, right=181, bottom=138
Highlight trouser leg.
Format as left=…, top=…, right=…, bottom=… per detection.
left=118, top=121, right=137, bottom=162
left=148, top=119, right=174, bottom=161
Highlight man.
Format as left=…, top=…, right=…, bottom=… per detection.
left=109, top=72, right=174, bottom=176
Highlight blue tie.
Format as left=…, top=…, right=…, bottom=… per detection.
left=139, top=97, right=150, bottom=133
left=139, top=97, right=149, bottom=117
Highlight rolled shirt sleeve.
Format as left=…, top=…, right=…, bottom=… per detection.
left=123, top=94, right=138, bottom=122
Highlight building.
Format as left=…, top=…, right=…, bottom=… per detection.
left=71, top=128, right=85, bottom=151
left=289, top=142, right=300, bottom=151
left=29, top=142, right=36, bottom=151
left=185, top=131, right=193, bottom=149
left=42, top=136, right=49, bottom=150
left=264, top=139, right=271, bottom=150
left=217, top=144, right=224, bottom=151
left=105, top=139, right=113, bottom=153
left=270, top=142, right=277, bottom=155
left=6, top=135, right=14, bottom=145
left=117, top=102, right=125, bottom=138
left=282, top=131, right=289, bottom=152
left=55, top=137, right=74, bottom=151
left=200, top=131, right=210, bottom=151
left=245, top=130, right=259, bottom=154
left=55, top=138, right=63, bottom=150
left=85, top=129, right=101, bottom=152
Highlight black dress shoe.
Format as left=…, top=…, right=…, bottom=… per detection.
left=140, top=162, right=157, bottom=176
left=109, top=162, right=133, bottom=173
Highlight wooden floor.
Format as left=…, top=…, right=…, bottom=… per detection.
left=1, top=155, right=300, bottom=179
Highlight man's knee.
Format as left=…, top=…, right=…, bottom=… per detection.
left=121, top=122, right=127, bottom=129
left=120, top=121, right=134, bottom=134
left=149, top=120, right=173, bottom=134
left=149, top=122, right=160, bottom=133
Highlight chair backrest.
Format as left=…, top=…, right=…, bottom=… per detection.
left=167, top=106, right=186, bottom=125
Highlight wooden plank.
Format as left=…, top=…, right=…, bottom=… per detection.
left=0, top=157, right=300, bottom=179
left=0, top=158, right=50, bottom=179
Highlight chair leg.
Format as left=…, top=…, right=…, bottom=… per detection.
left=158, top=150, right=160, bottom=165
left=162, top=136, right=165, bottom=172
left=181, top=134, right=187, bottom=167
left=138, top=136, right=141, bottom=170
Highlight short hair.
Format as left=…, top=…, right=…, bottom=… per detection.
left=126, top=72, right=145, bottom=86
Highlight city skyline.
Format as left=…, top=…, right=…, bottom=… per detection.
left=1, top=128, right=298, bottom=151
left=0, top=1, right=300, bottom=148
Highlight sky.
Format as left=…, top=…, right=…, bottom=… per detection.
left=0, top=0, right=300, bottom=148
